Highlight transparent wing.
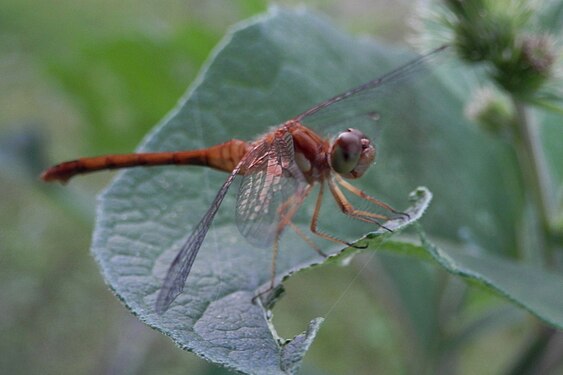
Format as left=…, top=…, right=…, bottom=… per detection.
left=294, top=45, right=448, bottom=137
left=236, top=127, right=309, bottom=248
left=155, top=144, right=264, bottom=314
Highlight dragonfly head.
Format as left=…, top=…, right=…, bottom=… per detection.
left=329, top=128, right=375, bottom=179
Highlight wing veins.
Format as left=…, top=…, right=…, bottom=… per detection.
left=294, top=45, right=448, bottom=123
left=155, top=144, right=264, bottom=314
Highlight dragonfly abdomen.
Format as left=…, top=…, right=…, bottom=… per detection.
left=40, top=139, right=250, bottom=183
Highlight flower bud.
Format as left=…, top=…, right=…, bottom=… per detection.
left=465, top=87, right=514, bottom=138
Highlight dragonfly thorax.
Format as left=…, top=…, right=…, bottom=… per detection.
left=329, top=128, right=375, bottom=179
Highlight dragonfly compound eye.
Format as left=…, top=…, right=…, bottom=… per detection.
left=330, top=128, right=375, bottom=179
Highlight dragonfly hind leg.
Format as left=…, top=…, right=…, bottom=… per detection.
left=252, top=235, right=283, bottom=306
left=252, top=212, right=329, bottom=305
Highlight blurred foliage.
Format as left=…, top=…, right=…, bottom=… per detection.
left=1, top=0, right=562, bottom=375
left=46, top=24, right=224, bottom=154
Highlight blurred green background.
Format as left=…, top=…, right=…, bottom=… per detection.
left=0, top=1, right=530, bottom=374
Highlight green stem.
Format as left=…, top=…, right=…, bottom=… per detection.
left=503, top=324, right=557, bottom=375
left=511, top=98, right=554, bottom=264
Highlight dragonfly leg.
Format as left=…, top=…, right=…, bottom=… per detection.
left=309, top=182, right=360, bottom=248
left=334, top=174, right=410, bottom=220
left=274, top=184, right=327, bottom=257
left=327, top=178, right=393, bottom=232
left=251, top=236, right=279, bottom=304
left=269, top=237, right=279, bottom=290
left=288, top=221, right=327, bottom=257
left=253, top=184, right=318, bottom=304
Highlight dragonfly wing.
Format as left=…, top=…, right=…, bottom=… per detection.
left=236, top=128, right=309, bottom=248
left=295, top=46, right=448, bottom=137
left=155, top=150, right=253, bottom=314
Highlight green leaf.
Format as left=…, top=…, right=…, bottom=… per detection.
left=91, top=8, right=438, bottom=373
left=396, top=234, right=563, bottom=330
left=47, top=26, right=219, bottom=154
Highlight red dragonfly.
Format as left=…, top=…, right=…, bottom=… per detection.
left=41, top=45, right=446, bottom=314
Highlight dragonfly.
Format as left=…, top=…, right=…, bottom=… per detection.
left=41, top=45, right=447, bottom=314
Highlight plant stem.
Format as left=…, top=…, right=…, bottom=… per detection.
left=511, top=98, right=554, bottom=264
left=503, top=324, right=557, bottom=375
